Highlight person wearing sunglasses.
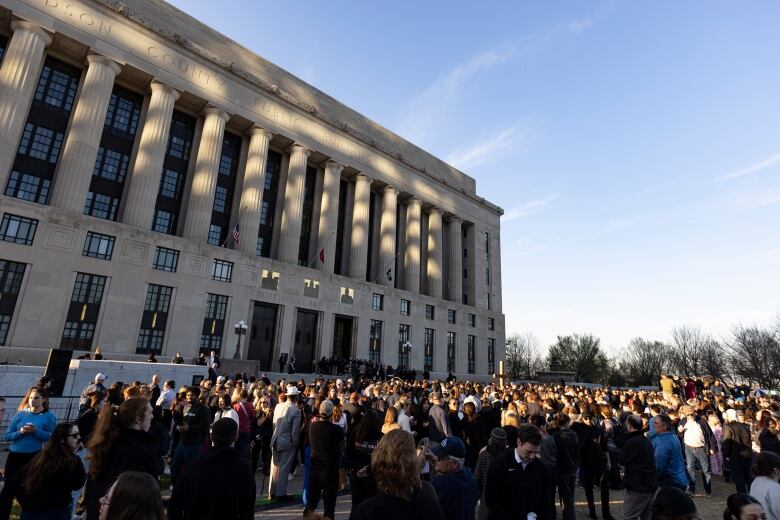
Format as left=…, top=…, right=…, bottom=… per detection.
left=4, top=423, right=85, bottom=520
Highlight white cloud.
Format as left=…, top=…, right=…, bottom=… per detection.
left=712, top=149, right=780, bottom=182
left=567, top=17, right=596, bottom=34
left=725, top=191, right=780, bottom=213
left=446, top=121, right=541, bottom=171
left=502, top=193, right=560, bottom=222
left=583, top=215, right=642, bottom=239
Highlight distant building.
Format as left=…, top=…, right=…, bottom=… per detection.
left=0, top=0, right=504, bottom=376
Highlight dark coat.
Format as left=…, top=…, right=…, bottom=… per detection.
left=84, top=429, right=159, bottom=519
left=722, top=421, right=753, bottom=460
left=485, top=448, right=554, bottom=520
left=167, top=446, right=256, bottom=520
left=618, top=430, right=657, bottom=494
left=553, top=427, right=580, bottom=475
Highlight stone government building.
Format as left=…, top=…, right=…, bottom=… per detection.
left=0, top=0, right=505, bottom=376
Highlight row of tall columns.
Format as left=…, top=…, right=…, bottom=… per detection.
left=0, top=19, right=467, bottom=303
left=0, top=21, right=53, bottom=191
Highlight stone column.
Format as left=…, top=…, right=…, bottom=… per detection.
left=182, top=107, right=229, bottom=241
left=50, top=55, right=122, bottom=213
left=379, top=187, right=399, bottom=286
left=123, top=81, right=179, bottom=229
left=278, top=144, right=310, bottom=264
left=0, top=21, right=52, bottom=191
left=237, top=126, right=273, bottom=256
left=448, top=216, right=463, bottom=303
left=404, top=197, right=422, bottom=293
left=427, top=207, right=443, bottom=298
left=318, top=160, right=343, bottom=273
left=349, top=173, right=372, bottom=281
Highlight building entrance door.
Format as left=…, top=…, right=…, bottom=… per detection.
left=247, top=302, right=277, bottom=371
left=332, top=315, right=354, bottom=360
left=292, top=309, right=318, bottom=373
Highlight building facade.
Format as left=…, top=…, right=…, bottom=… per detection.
left=0, top=0, right=505, bottom=376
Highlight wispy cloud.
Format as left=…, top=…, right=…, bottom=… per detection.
left=712, top=149, right=780, bottom=182
left=583, top=215, right=643, bottom=239
left=503, top=193, right=560, bottom=223
left=446, top=121, right=542, bottom=171
left=567, top=17, right=596, bottom=34
left=724, top=191, right=780, bottom=213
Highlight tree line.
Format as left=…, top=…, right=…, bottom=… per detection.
left=504, top=319, right=780, bottom=389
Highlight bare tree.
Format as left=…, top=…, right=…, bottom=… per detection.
left=669, top=326, right=721, bottom=377
left=547, top=333, right=609, bottom=383
left=726, top=324, right=780, bottom=389
left=505, top=332, right=545, bottom=380
left=618, top=338, right=672, bottom=387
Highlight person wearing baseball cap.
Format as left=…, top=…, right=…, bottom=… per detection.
left=304, top=400, right=344, bottom=519
left=431, top=436, right=476, bottom=520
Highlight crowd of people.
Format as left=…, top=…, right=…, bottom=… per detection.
left=1, top=367, right=779, bottom=520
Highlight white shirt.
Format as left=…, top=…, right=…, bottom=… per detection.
left=156, top=388, right=175, bottom=409
left=514, top=448, right=532, bottom=469
left=682, top=419, right=706, bottom=448
left=751, top=476, right=780, bottom=520
left=397, top=410, right=412, bottom=433
left=214, top=408, right=239, bottom=426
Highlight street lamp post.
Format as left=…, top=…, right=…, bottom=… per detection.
left=233, top=320, right=248, bottom=360
left=403, top=341, right=412, bottom=369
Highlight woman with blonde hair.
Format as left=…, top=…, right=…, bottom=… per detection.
left=381, top=406, right=400, bottom=434
left=351, top=430, right=443, bottom=520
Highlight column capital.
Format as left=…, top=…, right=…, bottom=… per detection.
left=383, top=186, right=400, bottom=197
left=354, top=172, right=373, bottom=184
left=448, top=215, right=462, bottom=224
left=248, top=125, right=273, bottom=140
left=201, top=105, right=230, bottom=122
left=324, top=159, right=345, bottom=173
left=407, top=196, right=423, bottom=207
left=427, top=206, right=442, bottom=215
left=288, top=143, right=311, bottom=158
left=11, top=20, right=52, bottom=47
left=85, top=53, right=122, bottom=76
left=150, top=80, right=180, bottom=102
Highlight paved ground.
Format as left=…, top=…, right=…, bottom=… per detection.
left=256, top=467, right=735, bottom=519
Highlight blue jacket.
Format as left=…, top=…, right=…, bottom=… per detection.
left=432, top=465, right=476, bottom=520
left=651, top=431, right=687, bottom=488
left=4, top=410, right=56, bottom=453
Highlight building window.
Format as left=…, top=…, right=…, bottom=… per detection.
left=424, top=328, right=434, bottom=372
left=485, top=232, right=491, bottom=288
left=447, top=309, right=456, bottom=324
left=400, top=299, right=410, bottom=316
left=340, top=287, right=354, bottom=304
left=153, top=247, right=179, bottom=272
left=207, top=224, right=222, bottom=246
left=487, top=338, right=495, bottom=375
left=86, top=86, right=142, bottom=221
left=256, top=150, right=281, bottom=257
left=210, top=133, right=241, bottom=247
left=0, top=35, right=7, bottom=62
left=467, top=335, right=476, bottom=374
left=200, top=293, right=228, bottom=354
left=372, top=293, right=384, bottom=311
left=486, top=292, right=491, bottom=310
left=255, top=236, right=264, bottom=257
left=0, top=214, right=38, bottom=245
left=488, top=318, right=495, bottom=331
left=297, top=166, right=317, bottom=265
left=447, top=332, right=456, bottom=372
left=136, top=284, right=172, bottom=355
left=0, top=260, right=26, bottom=345
left=261, top=269, right=280, bottom=291
left=153, top=111, right=195, bottom=235
left=369, top=319, right=382, bottom=365
left=61, top=273, right=106, bottom=351
left=5, top=58, right=80, bottom=205
left=425, top=304, right=435, bottom=320
left=468, top=313, right=476, bottom=327
left=303, top=278, right=319, bottom=298
left=463, top=268, right=468, bottom=279
left=82, top=232, right=115, bottom=260
left=398, top=324, right=411, bottom=368
left=463, top=294, right=468, bottom=305
left=211, top=259, right=233, bottom=282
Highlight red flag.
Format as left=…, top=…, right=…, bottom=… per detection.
left=319, top=248, right=325, bottom=263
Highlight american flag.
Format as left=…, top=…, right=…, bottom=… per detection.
left=231, top=222, right=240, bottom=248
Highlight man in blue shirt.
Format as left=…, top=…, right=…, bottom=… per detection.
left=431, top=436, right=476, bottom=520
left=651, top=414, right=688, bottom=490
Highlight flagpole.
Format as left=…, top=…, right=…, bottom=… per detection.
left=221, top=205, right=247, bottom=248
left=371, top=252, right=400, bottom=285
left=307, top=230, right=337, bottom=268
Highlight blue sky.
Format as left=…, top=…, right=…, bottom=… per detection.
left=167, top=1, right=780, bottom=353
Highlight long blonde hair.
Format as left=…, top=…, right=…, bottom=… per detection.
left=371, top=429, right=421, bottom=500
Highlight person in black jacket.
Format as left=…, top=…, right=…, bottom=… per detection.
left=168, top=418, right=256, bottom=520
left=485, top=423, right=553, bottom=519
left=305, top=400, right=345, bottom=519
left=170, top=386, right=211, bottom=485
left=619, top=414, right=657, bottom=520
left=84, top=397, right=159, bottom=520
left=722, top=409, right=754, bottom=493
left=573, top=411, right=612, bottom=520
left=552, top=413, right=580, bottom=520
